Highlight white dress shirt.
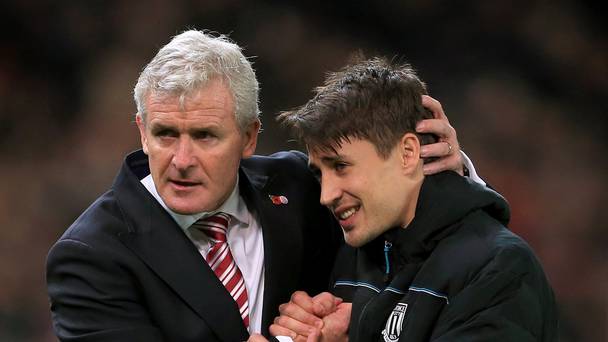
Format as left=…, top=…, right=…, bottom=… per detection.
left=141, top=175, right=265, bottom=334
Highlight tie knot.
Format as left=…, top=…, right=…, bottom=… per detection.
left=193, top=212, right=231, bottom=242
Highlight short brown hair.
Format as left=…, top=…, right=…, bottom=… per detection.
left=278, top=56, right=436, bottom=158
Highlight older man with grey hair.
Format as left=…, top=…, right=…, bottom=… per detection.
left=46, top=30, right=470, bottom=342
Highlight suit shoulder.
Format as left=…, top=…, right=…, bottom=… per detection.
left=55, top=189, right=127, bottom=245
left=245, top=150, right=308, bottom=167
left=242, top=150, right=312, bottom=178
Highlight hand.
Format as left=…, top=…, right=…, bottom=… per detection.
left=318, top=302, right=351, bottom=342
left=417, top=95, right=465, bottom=176
left=299, top=303, right=351, bottom=342
left=270, top=291, right=342, bottom=341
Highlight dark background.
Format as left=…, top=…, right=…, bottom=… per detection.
left=1, top=1, right=606, bottom=341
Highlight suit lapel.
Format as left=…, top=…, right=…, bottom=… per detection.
left=239, top=167, right=304, bottom=335
left=115, top=151, right=248, bottom=341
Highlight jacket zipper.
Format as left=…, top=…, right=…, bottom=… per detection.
left=384, top=240, right=392, bottom=282
left=355, top=240, right=393, bottom=339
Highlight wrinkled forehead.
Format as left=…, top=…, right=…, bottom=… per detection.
left=147, top=80, right=234, bottom=111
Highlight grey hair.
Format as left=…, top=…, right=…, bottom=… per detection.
left=133, top=30, right=260, bottom=130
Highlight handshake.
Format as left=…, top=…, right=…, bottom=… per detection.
left=249, top=291, right=351, bottom=342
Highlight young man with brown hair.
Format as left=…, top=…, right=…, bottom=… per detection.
left=255, top=57, right=557, bottom=342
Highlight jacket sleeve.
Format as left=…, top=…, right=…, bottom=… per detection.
left=429, top=243, right=558, bottom=342
left=46, top=238, right=165, bottom=342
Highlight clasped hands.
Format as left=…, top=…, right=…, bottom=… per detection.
left=249, top=291, right=350, bottom=342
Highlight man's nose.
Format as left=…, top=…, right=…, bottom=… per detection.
left=172, top=137, right=195, bottom=171
left=319, top=174, right=341, bottom=207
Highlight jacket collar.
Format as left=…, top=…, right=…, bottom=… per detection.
left=238, top=157, right=305, bottom=336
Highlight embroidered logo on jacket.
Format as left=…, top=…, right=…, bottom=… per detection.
left=381, top=302, right=408, bottom=342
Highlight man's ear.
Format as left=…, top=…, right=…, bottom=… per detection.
left=399, top=132, right=421, bottom=174
left=241, top=119, right=261, bottom=159
left=135, top=114, right=149, bottom=155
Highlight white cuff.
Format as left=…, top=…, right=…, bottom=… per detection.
left=461, top=151, right=486, bottom=186
left=275, top=337, right=294, bottom=342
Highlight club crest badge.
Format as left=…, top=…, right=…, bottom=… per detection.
left=381, top=302, right=408, bottom=342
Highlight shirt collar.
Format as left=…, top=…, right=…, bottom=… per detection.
left=141, top=174, right=250, bottom=232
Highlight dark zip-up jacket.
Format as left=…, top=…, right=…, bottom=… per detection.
left=331, top=172, right=558, bottom=341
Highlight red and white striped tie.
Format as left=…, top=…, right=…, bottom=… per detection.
left=193, top=212, right=250, bottom=328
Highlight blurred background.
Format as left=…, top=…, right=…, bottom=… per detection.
left=0, top=0, right=606, bottom=341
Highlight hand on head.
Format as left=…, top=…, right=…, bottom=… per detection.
left=417, top=95, right=465, bottom=176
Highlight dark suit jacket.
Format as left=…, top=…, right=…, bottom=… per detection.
left=46, top=150, right=342, bottom=342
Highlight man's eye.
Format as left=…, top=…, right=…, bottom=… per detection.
left=154, top=129, right=177, bottom=137
left=334, top=162, right=348, bottom=171
left=194, top=131, right=214, bottom=140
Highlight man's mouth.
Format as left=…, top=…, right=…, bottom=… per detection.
left=169, top=179, right=200, bottom=188
left=335, top=205, right=360, bottom=221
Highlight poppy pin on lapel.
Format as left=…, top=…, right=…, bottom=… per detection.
left=269, top=195, right=288, bottom=205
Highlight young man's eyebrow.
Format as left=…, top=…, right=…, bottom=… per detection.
left=322, top=155, right=346, bottom=164
left=312, top=153, right=345, bottom=166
